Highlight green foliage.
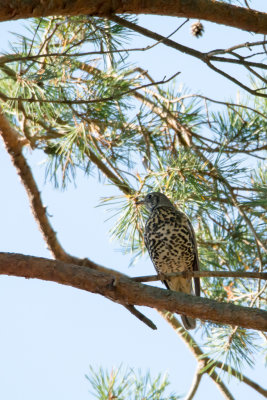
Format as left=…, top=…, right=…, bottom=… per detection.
left=1, top=13, right=266, bottom=386
left=202, top=326, right=259, bottom=377
left=86, top=366, right=181, bottom=400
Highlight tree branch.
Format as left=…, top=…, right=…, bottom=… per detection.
left=0, top=19, right=189, bottom=66
left=159, top=312, right=267, bottom=398
left=0, top=71, right=181, bottom=105
left=0, top=0, right=266, bottom=34
left=191, top=147, right=267, bottom=260
left=171, top=93, right=267, bottom=120
left=208, top=369, right=235, bottom=400
left=160, top=312, right=234, bottom=399
left=0, top=107, right=69, bottom=261
left=133, top=91, right=192, bottom=146
left=0, top=66, right=135, bottom=196
left=0, top=105, right=127, bottom=271
left=215, top=359, right=267, bottom=397
left=124, top=305, right=157, bottom=330
left=133, top=271, right=267, bottom=282
left=84, top=146, right=133, bottom=196
left=0, top=106, right=156, bottom=330
left=110, top=16, right=267, bottom=98
left=0, top=252, right=266, bottom=331
left=184, top=366, right=203, bottom=400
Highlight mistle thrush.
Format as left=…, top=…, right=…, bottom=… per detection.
left=139, top=192, right=200, bottom=330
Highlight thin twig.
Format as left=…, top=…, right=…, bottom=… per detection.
left=184, top=366, right=203, bottom=400
left=0, top=19, right=189, bottom=66
left=110, top=16, right=267, bottom=98
left=132, top=271, right=267, bottom=283
left=124, top=305, right=157, bottom=330
left=0, top=71, right=180, bottom=105
left=169, top=93, right=267, bottom=119
left=192, top=148, right=267, bottom=283
left=207, top=40, right=267, bottom=57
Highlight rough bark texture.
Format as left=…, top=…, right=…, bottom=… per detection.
left=0, top=109, right=70, bottom=261
left=0, top=0, right=266, bottom=34
left=1, top=252, right=267, bottom=331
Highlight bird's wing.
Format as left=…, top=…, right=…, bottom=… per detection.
left=144, top=229, right=151, bottom=258
left=144, top=220, right=170, bottom=289
left=186, top=217, right=201, bottom=297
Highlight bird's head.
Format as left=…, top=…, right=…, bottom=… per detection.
left=137, top=192, right=174, bottom=212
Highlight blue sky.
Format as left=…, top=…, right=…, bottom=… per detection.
left=0, top=3, right=266, bottom=399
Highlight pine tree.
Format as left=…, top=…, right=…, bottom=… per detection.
left=0, top=3, right=266, bottom=399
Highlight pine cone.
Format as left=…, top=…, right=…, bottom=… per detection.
left=190, top=21, right=204, bottom=38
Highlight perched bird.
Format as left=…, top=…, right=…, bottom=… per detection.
left=139, top=192, right=200, bottom=330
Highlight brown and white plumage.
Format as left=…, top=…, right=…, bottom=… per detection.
left=140, top=192, right=200, bottom=330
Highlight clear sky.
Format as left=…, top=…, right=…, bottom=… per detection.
left=0, top=3, right=266, bottom=399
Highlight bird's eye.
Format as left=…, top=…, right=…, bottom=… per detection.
left=147, top=194, right=152, bottom=199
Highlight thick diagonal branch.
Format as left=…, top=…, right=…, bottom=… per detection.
left=0, top=253, right=267, bottom=331
left=0, top=107, right=70, bottom=261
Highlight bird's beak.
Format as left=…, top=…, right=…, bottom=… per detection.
left=136, top=199, right=145, bottom=205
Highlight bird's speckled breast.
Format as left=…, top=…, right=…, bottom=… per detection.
left=144, top=206, right=195, bottom=274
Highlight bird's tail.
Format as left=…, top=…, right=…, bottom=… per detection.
left=165, top=278, right=197, bottom=330
left=181, top=315, right=196, bottom=330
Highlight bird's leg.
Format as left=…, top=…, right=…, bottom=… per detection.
left=181, top=270, right=191, bottom=279
left=158, top=272, right=166, bottom=282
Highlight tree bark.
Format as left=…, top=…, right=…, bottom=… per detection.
left=0, top=0, right=266, bottom=34
left=0, top=108, right=70, bottom=261
left=1, top=252, right=267, bottom=331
